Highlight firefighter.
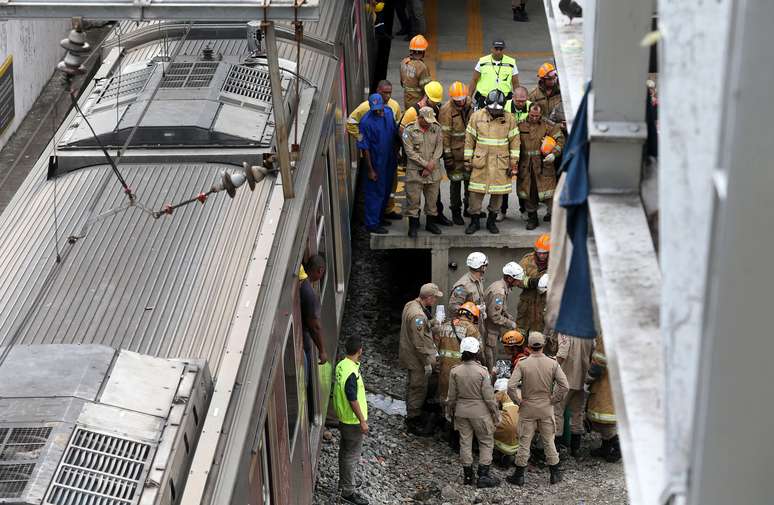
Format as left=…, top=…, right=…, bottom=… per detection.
left=400, top=35, right=431, bottom=110
left=529, top=63, right=562, bottom=120
left=502, top=329, right=529, bottom=371
left=346, top=80, right=403, bottom=221
left=402, top=106, right=444, bottom=237
left=517, top=103, right=564, bottom=229
left=469, top=39, right=520, bottom=109
left=500, top=86, right=531, bottom=221
left=439, top=81, right=473, bottom=225
left=399, top=283, right=443, bottom=436
left=586, top=335, right=622, bottom=462
left=507, top=332, right=569, bottom=486
left=493, top=378, right=519, bottom=467
left=463, top=89, right=520, bottom=235
left=449, top=252, right=489, bottom=337
left=448, top=336, right=501, bottom=488
left=483, top=262, right=524, bottom=372
left=517, top=234, right=550, bottom=335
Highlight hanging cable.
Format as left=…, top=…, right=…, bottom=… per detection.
left=293, top=2, right=302, bottom=148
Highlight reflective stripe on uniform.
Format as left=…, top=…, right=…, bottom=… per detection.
left=404, top=86, right=421, bottom=92
left=466, top=125, right=478, bottom=137
left=464, top=149, right=474, bottom=157
left=469, top=181, right=487, bottom=191
left=538, top=189, right=555, bottom=200
left=439, top=349, right=461, bottom=359
left=451, top=132, right=466, bottom=137
left=592, top=352, right=607, bottom=364
left=441, top=125, right=452, bottom=131
left=510, top=150, right=520, bottom=158
left=508, top=127, right=519, bottom=138
left=494, top=439, right=519, bottom=455
left=526, top=150, right=540, bottom=156
left=587, top=410, right=617, bottom=424
left=501, top=401, right=516, bottom=408
left=489, top=183, right=512, bottom=194
left=476, top=137, right=509, bottom=146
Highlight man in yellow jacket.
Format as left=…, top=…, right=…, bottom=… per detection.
left=333, top=337, right=370, bottom=505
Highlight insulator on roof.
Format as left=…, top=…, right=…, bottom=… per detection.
left=57, top=22, right=91, bottom=76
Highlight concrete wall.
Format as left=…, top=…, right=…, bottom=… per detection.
left=0, top=19, right=71, bottom=149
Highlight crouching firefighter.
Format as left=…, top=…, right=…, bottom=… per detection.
left=492, top=378, right=520, bottom=466
left=447, top=337, right=501, bottom=488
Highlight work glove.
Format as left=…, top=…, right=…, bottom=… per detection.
left=544, top=152, right=556, bottom=163
left=424, top=363, right=433, bottom=377
left=464, top=160, right=472, bottom=172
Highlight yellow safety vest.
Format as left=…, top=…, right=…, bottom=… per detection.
left=476, top=54, right=517, bottom=96
left=504, top=99, right=531, bottom=122
left=333, top=357, right=368, bottom=425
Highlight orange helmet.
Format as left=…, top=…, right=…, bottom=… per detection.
left=409, top=35, right=429, bottom=51
left=459, top=301, right=481, bottom=322
left=535, top=233, right=551, bottom=252
left=449, top=81, right=467, bottom=100
left=541, top=136, right=557, bottom=155
left=502, top=330, right=525, bottom=347
left=538, top=62, right=556, bottom=79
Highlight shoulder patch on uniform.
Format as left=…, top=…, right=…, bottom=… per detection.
left=454, top=286, right=466, bottom=296
left=415, top=317, right=426, bottom=329
left=494, top=296, right=503, bottom=306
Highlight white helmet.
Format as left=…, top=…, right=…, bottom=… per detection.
left=466, top=252, right=488, bottom=270
left=538, top=273, right=549, bottom=294
left=460, top=336, right=481, bottom=354
left=494, top=378, right=509, bottom=392
left=502, top=262, right=525, bottom=281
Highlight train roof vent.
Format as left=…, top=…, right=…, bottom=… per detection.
left=220, top=64, right=273, bottom=104
left=160, top=61, right=220, bottom=89
left=95, top=66, right=154, bottom=106
left=0, top=426, right=53, bottom=499
left=45, top=428, right=152, bottom=505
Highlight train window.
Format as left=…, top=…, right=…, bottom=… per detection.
left=283, top=321, right=299, bottom=450
left=261, top=428, right=272, bottom=504
left=315, top=188, right=329, bottom=299
left=326, top=140, right=346, bottom=294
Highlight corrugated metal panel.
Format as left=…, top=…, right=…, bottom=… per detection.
left=0, top=160, right=271, bottom=375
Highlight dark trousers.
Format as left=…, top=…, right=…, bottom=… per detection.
left=393, top=0, right=410, bottom=32
left=450, top=179, right=469, bottom=212
left=338, top=423, right=364, bottom=495
left=501, top=193, right=524, bottom=214
left=372, top=35, right=392, bottom=90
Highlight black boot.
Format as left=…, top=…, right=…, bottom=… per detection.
left=555, top=435, right=567, bottom=449
left=506, top=465, right=525, bottom=486
left=408, top=217, right=419, bottom=238
left=425, top=216, right=442, bottom=235
left=463, top=207, right=471, bottom=217
left=590, top=438, right=611, bottom=459
left=543, top=212, right=552, bottom=222
left=476, top=464, right=500, bottom=488
left=463, top=466, right=476, bottom=486
left=559, top=0, right=583, bottom=20
left=465, top=215, right=480, bottom=235
left=526, top=212, right=539, bottom=230
left=407, top=415, right=434, bottom=437
left=452, top=209, right=465, bottom=225
left=514, top=5, right=528, bottom=21
left=549, top=463, right=562, bottom=484
left=486, top=212, right=500, bottom=234
left=605, top=436, right=622, bottom=463
left=570, top=433, right=582, bottom=457
left=436, top=212, right=453, bottom=226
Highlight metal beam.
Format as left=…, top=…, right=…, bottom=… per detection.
left=263, top=20, right=294, bottom=199
left=0, top=0, right=319, bottom=21
left=687, top=2, right=774, bottom=504
left=586, top=0, right=653, bottom=192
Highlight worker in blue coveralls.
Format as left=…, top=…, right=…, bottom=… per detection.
left=357, top=93, right=399, bottom=235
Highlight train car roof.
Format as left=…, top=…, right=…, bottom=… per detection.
left=0, top=19, right=337, bottom=377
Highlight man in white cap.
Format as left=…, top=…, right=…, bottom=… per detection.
left=483, top=261, right=525, bottom=371
left=447, top=336, right=501, bottom=488
left=402, top=105, right=445, bottom=237
left=449, top=252, right=489, bottom=337
left=507, top=331, right=568, bottom=486
left=399, top=282, right=443, bottom=436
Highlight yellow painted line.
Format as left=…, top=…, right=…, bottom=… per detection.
left=439, top=0, right=481, bottom=61
left=0, top=55, right=13, bottom=75
left=440, top=49, right=556, bottom=62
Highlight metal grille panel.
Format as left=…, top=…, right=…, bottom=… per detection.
left=0, top=426, right=51, bottom=498
left=45, top=429, right=151, bottom=505
left=221, top=64, right=273, bottom=103
left=96, top=67, right=154, bottom=105
left=160, top=62, right=219, bottom=88
left=0, top=463, right=35, bottom=499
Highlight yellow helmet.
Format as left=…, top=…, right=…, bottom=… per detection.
left=424, top=81, right=443, bottom=104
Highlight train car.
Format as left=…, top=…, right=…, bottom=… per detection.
left=0, top=2, right=371, bottom=504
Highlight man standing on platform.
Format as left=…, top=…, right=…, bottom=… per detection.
left=402, top=106, right=444, bottom=237
left=529, top=63, right=562, bottom=119
left=400, top=35, right=431, bottom=110
left=469, top=39, right=519, bottom=109
left=356, top=93, right=399, bottom=235
left=517, top=103, right=564, bottom=229
left=463, top=90, right=520, bottom=235
left=483, top=262, right=524, bottom=372
left=500, top=85, right=531, bottom=221
left=517, top=234, right=551, bottom=334
left=439, top=81, right=473, bottom=225
left=507, top=331, right=568, bottom=486
left=333, top=337, right=370, bottom=505
left=399, top=283, right=443, bottom=436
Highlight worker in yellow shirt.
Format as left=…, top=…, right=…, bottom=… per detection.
left=347, top=80, right=404, bottom=220
left=400, top=81, right=452, bottom=226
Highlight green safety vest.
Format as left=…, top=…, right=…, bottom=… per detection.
left=333, top=357, right=368, bottom=425
left=505, top=99, right=531, bottom=122
left=475, top=54, right=517, bottom=96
